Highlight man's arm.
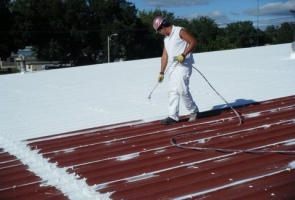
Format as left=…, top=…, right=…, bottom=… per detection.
left=179, top=29, right=197, bottom=56
left=160, top=46, right=168, bottom=73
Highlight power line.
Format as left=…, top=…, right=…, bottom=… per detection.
left=0, top=28, right=150, bottom=34
left=0, top=16, right=292, bottom=34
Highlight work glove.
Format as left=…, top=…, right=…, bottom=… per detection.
left=158, top=72, right=164, bottom=83
left=175, top=53, right=186, bottom=63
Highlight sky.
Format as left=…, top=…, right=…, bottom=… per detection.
left=129, top=0, right=295, bottom=29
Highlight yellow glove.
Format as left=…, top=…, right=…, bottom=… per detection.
left=175, top=53, right=186, bottom=63
left=158, top=72, right=164, bottom=83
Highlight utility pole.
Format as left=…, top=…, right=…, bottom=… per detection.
left=291, top=10, right=295, bottom=41
left=256, top=0, right=259, bottom=46
left=107, top=33, right=118, bottom=63
left=291, top=10, right=295, bottom=52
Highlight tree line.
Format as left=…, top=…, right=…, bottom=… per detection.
left=0, top=0, right=294, bottom=66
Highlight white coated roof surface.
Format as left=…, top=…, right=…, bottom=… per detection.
left=0, top=43, right=294, bottom=141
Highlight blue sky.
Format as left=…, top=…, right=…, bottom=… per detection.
left=129, top=0, right=295, bottom=29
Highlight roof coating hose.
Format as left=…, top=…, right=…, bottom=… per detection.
left=192, top=66, right=243, bottom=126
left=170, top=134, right=295, bottom=154
left=149, top=61, right=243, bottom=124
left=170, top=66, right=295, bottom=154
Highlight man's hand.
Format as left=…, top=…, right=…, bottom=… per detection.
left=175, top=53, right=186, bottom=63
left=158, top=72, right=164, bottom=83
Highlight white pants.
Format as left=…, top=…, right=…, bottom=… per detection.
left=167, top=63, right=199, bottom=121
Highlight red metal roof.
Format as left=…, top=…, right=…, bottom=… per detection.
left=1, top=95, right=295, bottom=200
left=0, top=148, right=69, bottom=200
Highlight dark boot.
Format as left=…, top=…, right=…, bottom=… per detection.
left=160, top=117, right=177, bottom=125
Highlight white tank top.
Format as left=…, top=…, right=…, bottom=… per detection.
left=164, top=25, right=194, bottom=65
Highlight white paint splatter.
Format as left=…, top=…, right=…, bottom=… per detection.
left=198, top=137, right=211, bottom=144
left=261, top=124, right=271, bottom=129
left=284, top=139, right=295, bottom=146
left=288, top=160, right=295, bottom=169
left=126, top=173, right=158, bottom=183
left=155, top=149, right=166, bottom=154
left=174, top=166, right=291, bottom=200
left=0, top=134, right=111, bottom=200
left=115, top=152, right=139, bottom=161
left=214, top=158, right=230, bottom=163
left=245, top=112, right=261, bottom=118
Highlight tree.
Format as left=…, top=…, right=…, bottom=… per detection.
left=63, top=0, right=95, bottom=65
left=11, top=0, right=143, bottom=64
left=188, top=16, right=219, bottom=52
left=274, top=22, right=294, bottom=44
left=207, top=35, right=236, bottom=51
left=137, top=8, right=176, bottom=59
left=225, top=21, right=256, bottom=48
left=12, top=0, right=67, bottom=61
left=0, top=0, right=18, bottom=60
left=6, top=0, right=295, bottom=65
left=264, top=25, right=278, bottom=44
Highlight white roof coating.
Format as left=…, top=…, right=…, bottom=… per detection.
left=0, top=43, right=294, bottom=141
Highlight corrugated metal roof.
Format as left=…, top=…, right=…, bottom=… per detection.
left=0, top=148, right=69, bottom=200
left=1, top=95, right=294, bottom=199
left=1, top=44, right=294, bottom=142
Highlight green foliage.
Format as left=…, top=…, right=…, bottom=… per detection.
left=264, top=23, right=294, bottom=44
left=264, top=25, right=278, bottom=44
left=0, top=0, right=293, bottom=64
left=137, top=8, right=176, bottom=59
left=224, top=21, right=256, bottom=48
left=188, top=16, right=219, bottom=52
left=12, top=0, right=67, bottom=61
left=206, top=36, right=236, bottom=51
left=274, top=22, right=294, bottom=44
left=0, top=0, right=18, bottom=60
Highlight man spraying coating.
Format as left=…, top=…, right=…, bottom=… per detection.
left=153, top=16, right=199, bottom=125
